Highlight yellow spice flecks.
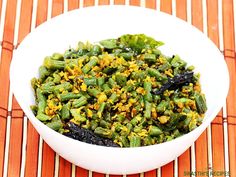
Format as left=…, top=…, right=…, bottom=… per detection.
left=80, top=83, right=87, bottom=91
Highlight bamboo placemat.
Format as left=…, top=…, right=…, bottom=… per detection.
left=0, top=0, right=235, bottom=177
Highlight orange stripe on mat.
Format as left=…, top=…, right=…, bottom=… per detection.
left=222, top=0, right=236, bottom=176
left=223, top=0, right=236, bottom=117
left=211, top=122, right=225, bottom=171
left=7, top=97, right=24, bottom=177
left=24, top=0, right=49, bottom=176
left=175, top=2, right=191, bottom=176
left=17, top=0, right=33, bottom=43
left=52, top=0, right=64, bottom=17
left=0, top=0, right=18, bottom=175
left=0, top=118, right=6, bottom=177
left=0, top=0, right=2, bottom=22
left=68, top=0, right=80, bottom=10
left=191, top=0, right=209, bottom=173
left=67, top=1, right=90, bottom=176
left=130, top=0, right=140, bottom=6
left=145, top=0, right=156, bottom=9
left=0, top=48, right=12, bottom=177
left=159, top=2, right=174, bottom=176
left=195, top=130, right=208, bottom=172
left=84, top=0, right=95, bottom=7
left=114, top=0, right=125, bottom=4
left=98, top=0, right=109, bottom=5
left=36, top=0, right=48, bottom=27
left=206, top=0, right=226, bottom=172
left=160, top=0, right=172, bottom=14
left=41, top=142, right=55, bottom=177
left=93, top=172, right=105, bottom=177
left=144, top=170, right=156, bottom=177
left=178, top=149, right=190, bottom=177
left=59, top=157, right=72, bottom=177
left=191, top=0, right=203, bottom=31
left=176, top=0, right=187, bottom=21
left=24, top=123, right=39, bottom=177
left=40, top=1, right=65, bottom=176
left=227, top=116, right=236, bottom=177
left=110, top=174, right=122, bottom=177
left=7, top=117, right=23, bottom=177
left=76, top=166, right=89, bottom=177
left=127, top=174, right=139, bottom=177
left=161, top=162, right=174, bottom=177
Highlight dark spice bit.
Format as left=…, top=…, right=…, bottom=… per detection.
left=64, top=122, right=119, bottom=147
left=152, top=71, right=194, bottom=95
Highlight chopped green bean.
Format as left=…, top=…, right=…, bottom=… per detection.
left=94, top=127, right=112, bottom=138
left=82, top=56, right=98, bottom=74
left=72, top=96, right=87, bottom=108
left=61, top=103, right=70, bottom=120
left=59, top=92, right=82, bottom=102
left=44, top=57, right=65, bottom=70
left=84, top=78, right=97, bottom=86
left=36, top=113, right=51, bottom=121
left=129, top=135, right=141, bottom=147
left=149, top=126, right=162, bottom=136
left=36, top=88, right=46, bottom=115
left=46, top=120, right=63, bottom=130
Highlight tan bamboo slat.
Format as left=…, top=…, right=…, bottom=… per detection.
left=222, top=0, right=236, bottom=176
left=129, top=0, right=140, bottom=6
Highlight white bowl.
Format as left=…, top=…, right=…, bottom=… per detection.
left=10, top=6, right=229, bottom=175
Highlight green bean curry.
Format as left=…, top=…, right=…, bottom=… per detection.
left=31, top=34, right=207, bottom=147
